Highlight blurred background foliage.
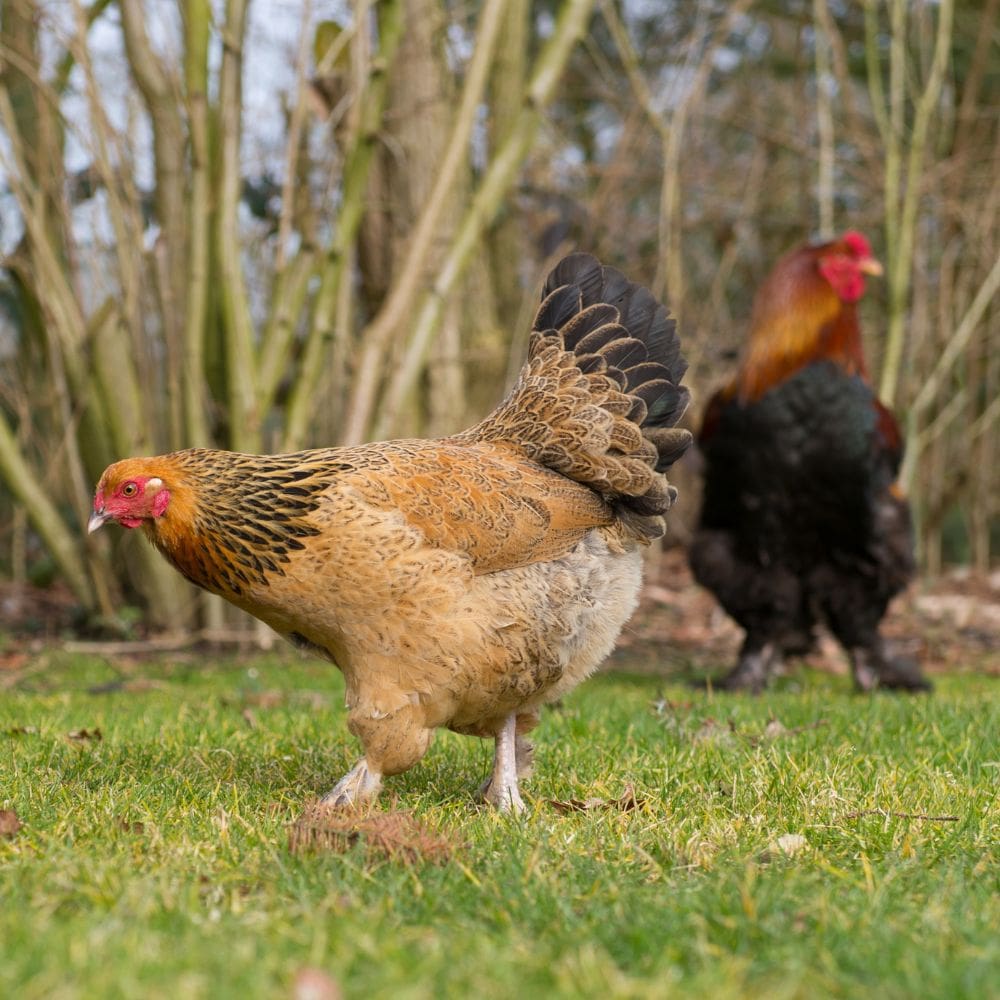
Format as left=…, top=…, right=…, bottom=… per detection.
left=0, top=0, right=996, bottom=635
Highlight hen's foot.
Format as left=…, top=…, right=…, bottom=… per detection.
left=481, top=713, right=526, bottom=814
left=321, top=757, right=383, bottom=808
left=478, top=732, right=533, bottom=802
left=710, top=643, right=779, bottom=694
left=852, top=649, right=932, bottom=693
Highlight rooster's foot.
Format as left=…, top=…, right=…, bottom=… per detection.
left=852, top=648, right=932, bottom=693
left=481, top=713, right=527, bottom=814
left=322, top=757, right=383, bottom=808
left=711, top=642, right=779, bottom=694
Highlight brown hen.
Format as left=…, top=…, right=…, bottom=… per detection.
left=90, top=253, right=691, bottom=811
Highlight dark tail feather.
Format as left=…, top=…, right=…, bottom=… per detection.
left=537, top=253, right=692, bottom=475
left=543, top=253, right=688, bottom=386
left=464, top=252, right=691, bottom=535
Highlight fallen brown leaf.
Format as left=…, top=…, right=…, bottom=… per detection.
left=65, top=727, right=103, bottom=742
left=548, top=783, right=646, bottom=814
left=7, top=725, right=39, bottom=736
left=0, top=808, right=22, bottom=838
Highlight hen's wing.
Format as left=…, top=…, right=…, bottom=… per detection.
left=336, top=440, right=614, bottom=575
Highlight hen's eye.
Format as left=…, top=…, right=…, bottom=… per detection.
left=122, top=482, right=138, bottom=498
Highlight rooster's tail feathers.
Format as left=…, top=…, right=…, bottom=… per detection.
left=465, top=253, right=691, bottom=533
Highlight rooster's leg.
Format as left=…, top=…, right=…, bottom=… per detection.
left=321, top=758, right=383, bottom=807
left=850, top=640, right=932, bottom=693
left=714, top=638, right=780, bottom=693
left=482, top=712, right=526, bottom=814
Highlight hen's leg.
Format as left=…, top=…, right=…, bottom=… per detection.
left=322, top=758, right=383, bottom=807
left=482, top=712, right=526, bottom=814
left=512, top=709, right=538, bottom=778
left=323, top=701, right=434, bottom=807
left=479, top=711, right=536, bottom=801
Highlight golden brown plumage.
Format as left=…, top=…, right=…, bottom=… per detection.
left=90, top=253, right=691, bottom=811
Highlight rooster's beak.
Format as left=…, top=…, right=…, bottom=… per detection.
left=858, top=256, right=883, bottom=277
left=88, top=509, right=110, bottom=534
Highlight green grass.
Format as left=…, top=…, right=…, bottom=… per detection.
left=1, top=651, right=998, bottom=999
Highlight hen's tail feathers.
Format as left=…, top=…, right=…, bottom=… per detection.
left=465, top=252, right=692, bottom=538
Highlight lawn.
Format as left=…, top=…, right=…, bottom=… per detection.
left=1, top=650, right=997, bottom=999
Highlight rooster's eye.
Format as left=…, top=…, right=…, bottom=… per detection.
left=122, top=482, right=138, bottom=498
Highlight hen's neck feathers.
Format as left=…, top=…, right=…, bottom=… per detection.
left=732, top=248, right=868, bottom=403
left=141, top=450, right=329, bottom=599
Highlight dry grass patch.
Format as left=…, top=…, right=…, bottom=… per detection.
left=288, top=801, right=459, bottom=865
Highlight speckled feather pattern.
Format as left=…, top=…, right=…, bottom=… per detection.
left=95, top=254, right=690, bottom=789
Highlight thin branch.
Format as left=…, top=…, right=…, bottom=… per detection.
left=340, top=0, right=508, bottom=446
left=370, top=0, right=598, bottom=440
left=601, top=0, right=752, bottom=307
left=845, top=810, right=958, bottom=822
left=181, top=0, right=213, bottom=447
left=902, top=250, right=1000, bottom=489
left=53, top=0, right=114, bottom=94
left=257, top=250, right=319, bottom=414
left=0, top=412, right=92, bottom=607
left=215, top=0, right=260, bottom=451
left=813, top=0, right=836, bottom=238
left=276, top=0, right=314, bottom=271
left=281, top=0, right=405, bottom=450
left=880, top=0, right=954, bottom=405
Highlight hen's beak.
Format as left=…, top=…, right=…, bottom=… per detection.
left=858, top=256, right=883, bottom=277
left=88, top=509, right=110, bottom=534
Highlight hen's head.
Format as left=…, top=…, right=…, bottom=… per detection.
left=89, top=458, right=173, bottom=533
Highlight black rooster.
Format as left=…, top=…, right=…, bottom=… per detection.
left=690, top=231, right=930, bottom=693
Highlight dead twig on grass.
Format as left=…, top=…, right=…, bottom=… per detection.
left=845, top=809, right=959, bottom=822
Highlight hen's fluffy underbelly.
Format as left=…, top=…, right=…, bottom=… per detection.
left=250, top=527, right=643, bottom=731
